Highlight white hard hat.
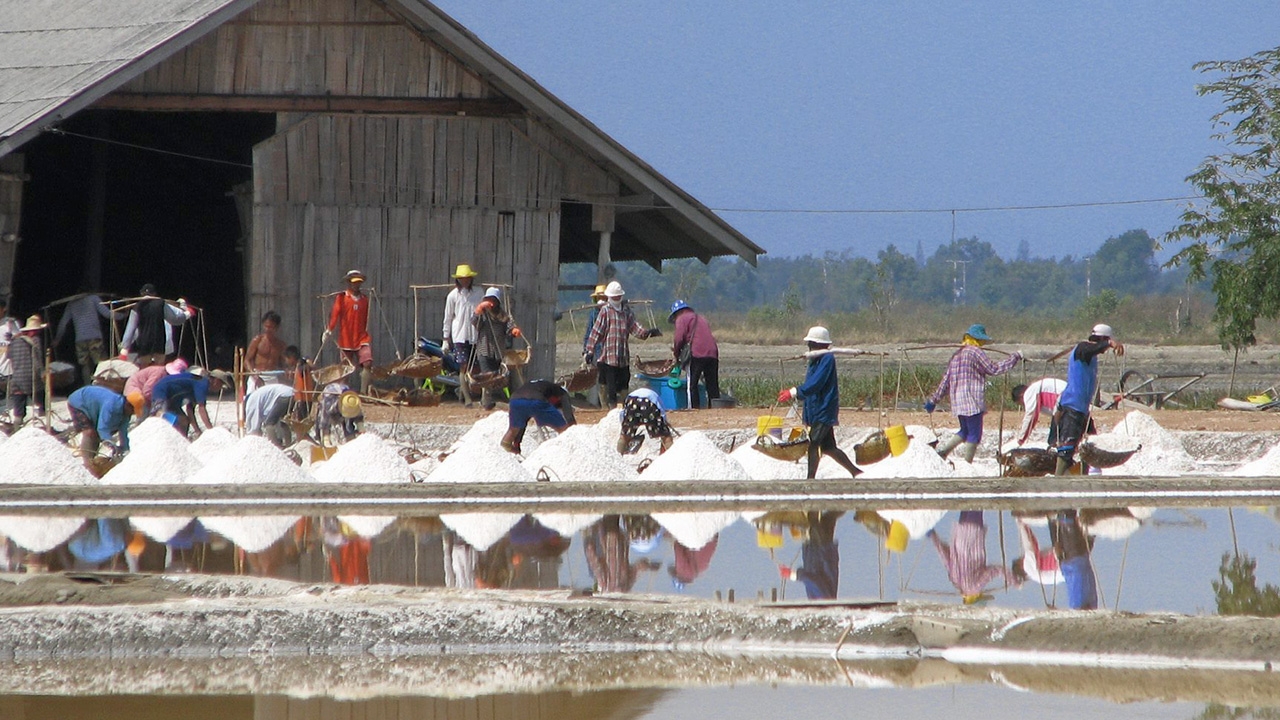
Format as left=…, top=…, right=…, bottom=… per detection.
left=1091, top=323, right=1114, bottom=338
left=604, top=281, right=625, bottom=297
left=804, top=326, right=832, bottom=345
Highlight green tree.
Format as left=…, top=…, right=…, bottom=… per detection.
left=1093, top=229, right=1158, bottom=293
left=1165, top=47, right=1280, bottom=351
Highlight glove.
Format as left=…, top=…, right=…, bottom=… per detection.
left=322, top=329, right=333, bottom=343
left=511, top=327, right=522, bottom=338
left=1012, top=351, right=1024, bottom=362
left=647, top=327, right=662, bottom=338
left=778, top=565, right=798, bottom=581
left=777, top=387, right=796, bottom=403
left=924, top=400, right=936, bottom=413
left=118, top=350, right=129, bottom=361
left=442, top=339, right=452, bottom=353
left=179, top=298, right=196, bottom=318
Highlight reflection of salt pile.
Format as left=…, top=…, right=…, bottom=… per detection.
left=102, top=418, right=201, bottom=542
left=314, top=434, right=413, bottom=538
left=0, top=427, right=95, bottom=552
left=1230, top=443, right=1280, bottom=476
left=191, top=435, right=307, bottom=552
left=429, top=440, right=534, bottom=551
left=1099, top=411, right=1194, bottom=475
left=878, top=509, right=947, bottom=540
left=189, top=426, right=237, bottom=464
left=524, top=425, right=635, bottom=536
left=645, top=431, right=747, bottom=550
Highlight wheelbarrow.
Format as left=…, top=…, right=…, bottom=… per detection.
left=1102, top=370, right=1206, bottom=410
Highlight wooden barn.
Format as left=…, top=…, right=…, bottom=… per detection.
left=0, top=0, right=761, bottom=380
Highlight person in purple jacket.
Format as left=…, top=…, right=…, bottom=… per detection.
left=669, top=300, right=720, bottom=409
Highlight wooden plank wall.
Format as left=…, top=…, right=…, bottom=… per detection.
left=252, top=114, right=564, bottom=379
left=0, top=154, right=25, bottom=300
left=121, top=0, right=495, bottom=100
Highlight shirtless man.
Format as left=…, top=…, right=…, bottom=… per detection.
left=245, top=310, right=286, bottom=391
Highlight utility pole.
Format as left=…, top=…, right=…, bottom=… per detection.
left=1085, top=256, right=1092, bottom=298
left=948, top=260, right=968, bottom=305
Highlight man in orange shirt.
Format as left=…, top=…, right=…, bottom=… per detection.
left=323, top=269, right=373, bottom=393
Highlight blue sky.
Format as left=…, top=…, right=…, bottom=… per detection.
left=432, top=1, right=1280, bottom=261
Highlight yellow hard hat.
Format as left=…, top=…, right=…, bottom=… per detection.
left=452, top=264, right=478, bottom=279
left=339, top=390, right=362, bottom=419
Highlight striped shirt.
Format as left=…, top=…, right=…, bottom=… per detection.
left=929, top=345, right=1021, bottom=416
left=583, top=302, right=648, bottom=367
left=54, top=294, right=113, bottom=344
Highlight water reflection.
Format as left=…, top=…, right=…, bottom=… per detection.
left=0, top=505, right=1276, bottom=616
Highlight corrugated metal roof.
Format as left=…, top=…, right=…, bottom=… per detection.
left=0, top=0, right=253, bottom=154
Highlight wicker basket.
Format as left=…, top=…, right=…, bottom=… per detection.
left=635, top=358, right=675, bottom=377
left=469, top=368, right=509, bottom=391
left=1000, top=447, right=1058, bottom=477
left=1079, top=441, right=1141, bottom=469
left=314, top=363, right=354, bottom=387
left=390, top=353, right=444, bottom=379
left=853, top=430, right=891, bottom=465
left=562, top=365, right=598, bottom=393
left=752, top=434, right=810, bottom=462
left=504, top=346, right=531, bottom=367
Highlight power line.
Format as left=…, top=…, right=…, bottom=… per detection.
left=45, top=126, right=1202, bottom=215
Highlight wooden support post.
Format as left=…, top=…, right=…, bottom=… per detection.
left=596, top=231, right=612, bottom=285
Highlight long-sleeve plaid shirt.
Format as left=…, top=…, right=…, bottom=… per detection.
left=929, top=345, right=1020, bottom=416
left=584, top=303, right=648, bottom=367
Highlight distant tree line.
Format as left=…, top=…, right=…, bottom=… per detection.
left=562, top=228, right=1200, bottom=317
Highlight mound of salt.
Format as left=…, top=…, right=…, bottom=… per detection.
left=188, top=435, right=311, bottom=485
left=449, top=411, right=547, bottom=454
left=0, top=516, right=87, bottom=553
left=642, top=431, right=748, bottom=482
left=0, top=426, right=96, bottom=486
left=409, top=454, right=440, bottom=482
left=524, top=425, right=637, bottom=482
left=1229, top=442, right=1280, bottom=476
left=1097, top=411, right=1195, bottom=475
left=103, top=420, right=200, bottom=485
left=190, top=426, right=237, bottom=463
left=313, top=433, right=413, bottom=484
left=429, top=440, right=535, bottom=551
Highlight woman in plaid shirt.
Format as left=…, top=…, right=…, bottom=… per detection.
left=925, top=324, right=1022, bottom=462
left=583, top=281, right=660, bottom=407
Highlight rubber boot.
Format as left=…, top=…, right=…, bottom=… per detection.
left=957, top=442, right=978, bottom=463
left=459, top=374, right=475, bottom=407
left=360, top=367, right=372, bottom=395
left=935, top=433, right=964, bottom=458
left=1055, top=456, right=1072, bottom=476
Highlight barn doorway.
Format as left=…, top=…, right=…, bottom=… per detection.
left=14, top=109, right=275, bottom=365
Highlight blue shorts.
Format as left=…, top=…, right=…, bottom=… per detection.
left=509, top=398, right=567, bottom=430
left=957, top=412, right=984, bottom=443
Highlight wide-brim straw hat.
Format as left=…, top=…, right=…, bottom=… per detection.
left=20, top=315, right=46, bottom=332
left=590, top=284, right=607, bottom=300
left=452, top=264, right=478, bottom=279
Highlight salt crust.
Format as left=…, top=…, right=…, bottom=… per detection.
left=313, top=434, right=413, bottom=484
left=0, top=426, right=96, bottom=486
left=188, top=435, right=311, bottom=485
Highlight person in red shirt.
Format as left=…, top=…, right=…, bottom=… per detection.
left=323, top=269, right=373, bottom=393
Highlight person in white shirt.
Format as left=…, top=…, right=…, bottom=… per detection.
left=0, top=298, right=19, bottom=380
left=442, top=263, right=481, bottom=406
left=1012, top=377, right=1068, bottom=446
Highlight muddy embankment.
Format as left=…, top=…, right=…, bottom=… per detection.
left=0, top=574, right=1275, bottom=705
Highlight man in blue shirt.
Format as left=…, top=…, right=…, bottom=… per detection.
left=1055, top=323, right=1124, bottom=475
left=68, top=385, right=132, bottom=458
left=778, top=326, right=861, bottom=479
left=151, top=366, right=230, bottom=438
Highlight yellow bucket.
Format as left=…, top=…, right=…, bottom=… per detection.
left=885, top=425, right=910, bottom=456
left=310, top=445, right=338, bottom=464
left=756, top=527, right=783, bottom=549
left=886, top=520, right=909, bottom=553
left=756, top=415, right=785, bottom=438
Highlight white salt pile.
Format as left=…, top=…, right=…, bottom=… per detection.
left=312, top=434, right=413, bottom=538
left=524, top=425, right=629, bottom=537
left=313, top=433, right=413, bottom=484
left=730, top=442, right=806, bottom=481
left=646, top=431, right=747, bottom=550
left=189, top=426, right=237, bottom=464
left=0, top=426, right=97, bottom=486
left=188, top=435, right=311, bottom=485
left=103, top=420, right=200, bottom=485
left=429, top=440, right=535, bottom=551
left=1230, top=442, right=1280, bottom=476
left=449, top=411, right=546, bottom=456
left=1098, top=411, right=1195, bottom=475
left=0, top=516, right=88, bottom=553
left=523, top=425, right=638, bottom=482
left=878, top=509, right=946, bottom=539
left=198, top=515, right=301, bottom=553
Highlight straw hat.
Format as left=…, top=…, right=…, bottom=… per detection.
left=20, top=314, right=46, bottom=332
left=452, top=264, right=478, bottom=279
left=339, top=390, right=362, bottom=419
left=590, top=284, right=607, bottom=300
left=209, top=369, right=233, bottom=386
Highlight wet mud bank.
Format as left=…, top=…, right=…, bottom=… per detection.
left=0, top=574, right=1275, bottom=705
